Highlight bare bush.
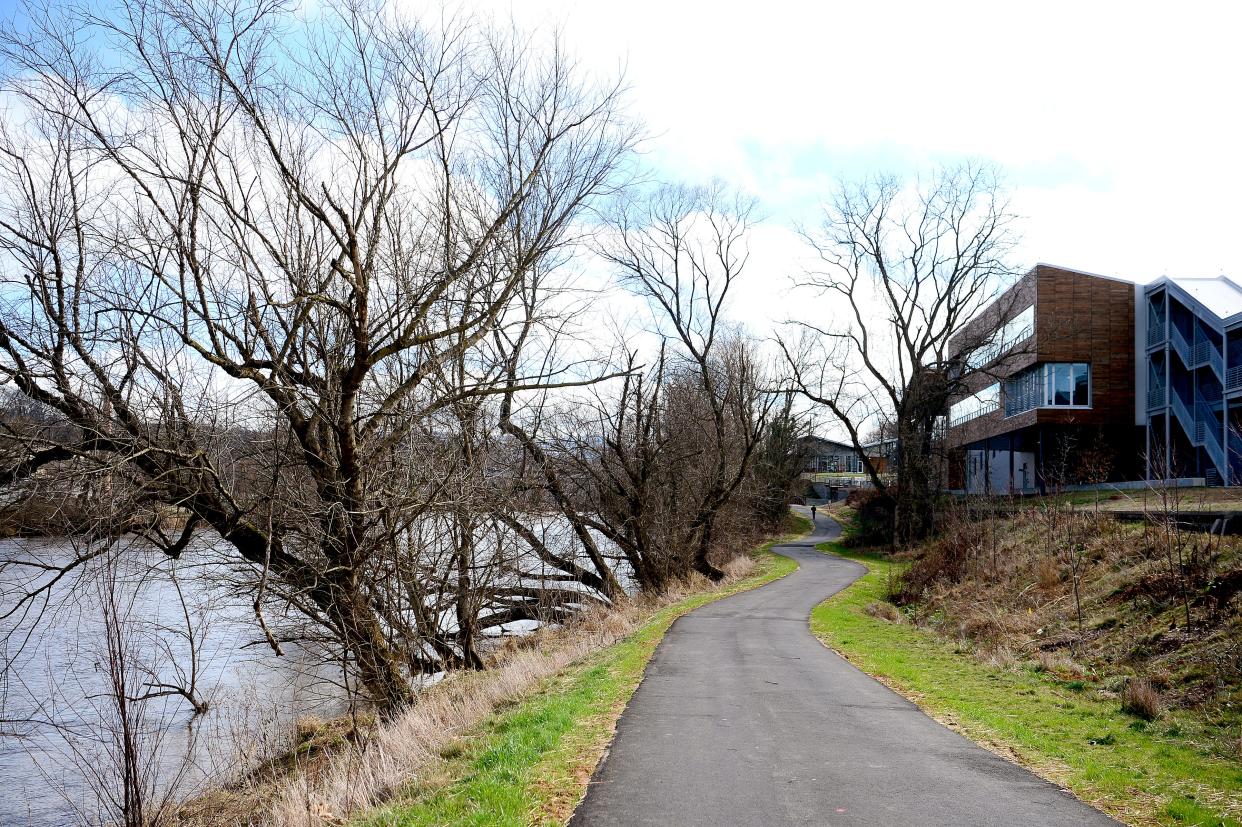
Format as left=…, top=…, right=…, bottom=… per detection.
left=864, top=601, right=900, bottom=623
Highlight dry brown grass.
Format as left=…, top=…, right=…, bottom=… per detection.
left=1035, top=556, right=1061, bottom=592
left=863, top=601, right=900, bottom=623
left=897, top=507, right=1242, bottom=713
left=977, top=645, right=1018, bottom=671
left=176, top=557, right=762, bottom=827
left=1033, top=650, right=1086, bottom=680
left=1120, top=677, right=1163, bottom=721
left=1088, top=486, right=1242, bottom=513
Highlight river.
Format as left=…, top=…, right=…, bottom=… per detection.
left=0, top=536, right=349, bottom=827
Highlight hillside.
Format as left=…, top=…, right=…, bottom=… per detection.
left=836, top=497, right=1242, bottom=754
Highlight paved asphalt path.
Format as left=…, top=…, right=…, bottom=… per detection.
left=569, top=507, right=1119, bottom=827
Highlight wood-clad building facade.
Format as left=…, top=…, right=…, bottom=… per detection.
left=945, top=265, right=1142, bottom=493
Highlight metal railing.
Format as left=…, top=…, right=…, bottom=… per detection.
left=1147, top=322, right=1166, bottom=347
left=1170, top=324, right=1192, bottom=366
left=1195, top=398, right=1226, bottom=475
left=948, top=399, right=999, bottom=429
left=1170, top=388, right=1192, bottom=429
left=1146, top=385, right=1167, bottom=410
left=1228, top=365, right=1242, bottom=391
left=1191, top=338, right=1225, bottom=378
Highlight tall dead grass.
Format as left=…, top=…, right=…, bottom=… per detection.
left=1119, top=677, right=1163, bottom=721
left=179, top=558, right=758, bottom=827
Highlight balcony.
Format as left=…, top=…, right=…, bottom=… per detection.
left=948, top=399, right=998, bottom=429
left=1228, top=365, right=1242, bottom=392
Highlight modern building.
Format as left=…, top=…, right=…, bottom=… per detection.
left=945, top=264, right=1142, bottom=493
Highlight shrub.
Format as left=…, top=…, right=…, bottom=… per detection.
left=892, top=535, right=966, bottom=605
left=1120, top=677, right=1163, bottom=720
left=843, top=489, right=895, bottom=547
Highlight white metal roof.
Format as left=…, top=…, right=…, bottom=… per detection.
left=1168, top=275, right=1242, bottom=319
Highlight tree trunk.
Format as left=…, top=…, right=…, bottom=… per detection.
left=894, top=421, right=937, bottom=545
left=692, top=521, right=727, bottom=581
left=327, top=578, right=414, bottom=711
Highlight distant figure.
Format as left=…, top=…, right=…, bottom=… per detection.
left=810, top=505, right=817, bottom=520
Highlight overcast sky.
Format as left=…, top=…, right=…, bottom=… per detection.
left=445, top=0, right=1242, bottom=333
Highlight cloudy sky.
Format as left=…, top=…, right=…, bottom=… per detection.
left=449, top=0, right=1242, bottom=332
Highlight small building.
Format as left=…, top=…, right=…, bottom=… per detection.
left=802, top=436, right=869, bottom=475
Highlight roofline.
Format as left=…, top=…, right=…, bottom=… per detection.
left=1145, top=274, right=1241, bottom=289
left=804, top=435, right=860, bottom=451
left=1030, top=262, right=1138, bottom=286
left=1144, top=274, right=1242, bottom=326
left=955, top=263, right=1137, bottom=342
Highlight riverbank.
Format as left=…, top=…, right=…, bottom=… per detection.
left=811, top=536, right=1242, bottom=827
left=178, top=515, right=810, bottom=827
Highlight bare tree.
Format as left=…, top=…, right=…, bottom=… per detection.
left=587, top=182, right=772, bottom=583
left=1, top=545, right=205, bottom=827
left=750, top=393, right=813, bottom=526
left=489, top=182, right=778, bottom=593
left=780, top=163, right=1019, bottom=544
left=0, top=0, right=637, bottom=709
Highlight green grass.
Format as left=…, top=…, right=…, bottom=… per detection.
left=353, top=522, right=806, bottom=827
left=810, top=542, right=1242, bottom=827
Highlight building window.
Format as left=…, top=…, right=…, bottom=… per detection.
left=967, top=305, right=1034, bottom=369
left=1046, top=362, right=1090, bottom=407
left=949, top=383, right=1000, bottom=427
left=1004, top=365, right=1042, bottom=416
left=1004, top=362, right=1090, bottom=417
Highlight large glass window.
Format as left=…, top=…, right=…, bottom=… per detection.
left=967, top=305, right=1034, bottom=369
left=949, top=383, right=1000, bottom=427
left=1073, top=363, right=1089, bottom=406
left=1051, top=363, right=1071, bottom=405
left=1004, top=366, right=1041, bottom=416
left=1045, top=362, right=1089, bottom=407
left=1004, top=362, right=1090, bottom=417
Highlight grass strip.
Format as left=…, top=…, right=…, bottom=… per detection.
left=810, top=542, right=1242, bottom=827
left=354, top=521, right=807, bottom=826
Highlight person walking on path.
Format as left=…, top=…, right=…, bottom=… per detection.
left=811, top=505, right=817, bottom=520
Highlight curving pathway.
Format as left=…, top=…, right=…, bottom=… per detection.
left=569, top=507, right=1119, bottom=826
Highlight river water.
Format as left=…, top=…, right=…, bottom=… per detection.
left=0, top=516, right=614, bottom=826
left=0, top=536, right=349, bottom=827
